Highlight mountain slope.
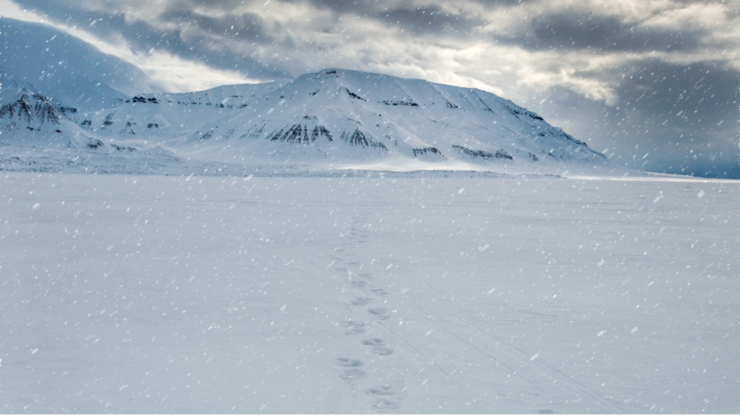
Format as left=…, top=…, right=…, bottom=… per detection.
left=71, top=81, right=285, bottom=140
left=0, top=70, right=189, bottom=174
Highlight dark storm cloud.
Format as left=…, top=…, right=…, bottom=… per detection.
left=612, top=61, right=740, bottom=176
left=621, top=60, right=739, bottom=128
left=299, top=0, right=381, bottom=14
left=367, top=5, right=484, bottom=36
left=10, top=0, right=289, bottom=78
left=158, top=9, right=270, bottom=42
left=113, top=6, right=283, bottom=78
left=6, top=0, right=176, bottom=52
left=494, top=11, right=710, bottom=53
left=19, top=0, right=711, bottom=55
left=539, top=60, right=740, bottom=177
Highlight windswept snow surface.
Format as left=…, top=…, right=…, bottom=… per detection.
left=1, top=172, right=739, bottom=413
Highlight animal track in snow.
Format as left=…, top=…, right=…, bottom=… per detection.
left=370, top=346, right=393, bottom=356
left=366, top=385, right=395, bottom=396
left=341, top=320, right=366, bottom=335
left=339, top=368, right=368, bottom=381
left=362, top=338, right=393, bottom=356
left=335, top=357, right=364, bottom=368
left=365, top=381, right=400, bottom=413
left=351, top=280, right=367, bottom=288
left=352, top=297, right=373, bottom=306
left=334, top=357, right=367, bottom=381
left=372, top=399, right=400, bottom=413
left=361, top=338, right=385, bottom=347
left=371, top=288, right=388, bottom=296
left=367, top=307, right=390, bottom=320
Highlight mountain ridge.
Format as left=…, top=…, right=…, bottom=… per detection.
left=1, top=66, right=620, bottom=176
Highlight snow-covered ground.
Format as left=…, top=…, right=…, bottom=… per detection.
left=1, top=172, right=739, bottom=413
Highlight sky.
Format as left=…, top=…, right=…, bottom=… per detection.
left=1, top=0, right=739, bottom=177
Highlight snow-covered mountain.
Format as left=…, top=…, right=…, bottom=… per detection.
left=174, top=69, right=608, bottom=171
left=0, top=70, right=94, bottom=149
left=73, top=81, right=285, bottom=140
left=0, top=70, right=173, bottom=173
left=2, top=65, right=616, bottom=175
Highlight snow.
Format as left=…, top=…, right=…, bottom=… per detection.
left=1, top=172, right=738, bottom=413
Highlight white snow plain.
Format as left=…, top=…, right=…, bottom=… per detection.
left=1, top=172, right=739, bottom=413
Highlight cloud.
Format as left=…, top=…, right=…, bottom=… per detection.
left=0, top=0, right=258, bottom=91
left=538, top=60, right=740, bottom=177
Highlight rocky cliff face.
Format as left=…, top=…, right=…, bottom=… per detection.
left=0, top=90, right=66, bottom=129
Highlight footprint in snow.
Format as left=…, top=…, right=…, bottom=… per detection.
left=339, top=368, right=368, bottom=381
left=335, top=357, right=364, bottom=368
left=367, top=385, right=400, bottom=412
left=367, top=307, right=390, bottom=320
left=341, top=320, right=366, bottom=335
left=371, top=347, right=393, bottom=356
left=352, top=297, right=373, bottom=306
left=366, top=385, right=395, bottom=396
left=371, top=288, right=388, bottom=296
left=372, top=399, right=400, bottom=413
left=362, top=338, right=393, bottom=356
left=361, top=338, right=385, bottom=347
left=334, top=357, right=367, bottom=381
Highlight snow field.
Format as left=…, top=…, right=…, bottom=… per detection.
left=1, top=173, right=739, bottom=412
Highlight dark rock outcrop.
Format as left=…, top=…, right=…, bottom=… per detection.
left=340, top=129, right=387, bottom=149
left=452, top=145, right=513, bottom=160
left=269, top=124, right=334, bottom=144
left=412, top=147, right=443, bottom=157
